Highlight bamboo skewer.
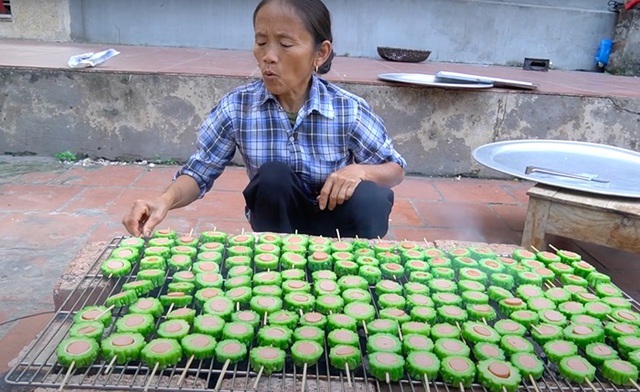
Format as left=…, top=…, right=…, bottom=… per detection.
left=424, top=374, right=431, bottom=392
left=397, top=323, right=403, bottom=341
left=459, top=381, right=465, bottom=392
left=585, top=378, right=598, bottom=392
left=549, top=244, right=560, bottom=252
left=143, top=362, right=159, bottom=392
left=263, top=312, right=268, bottom=326
left=336, top=229, right=341, bottom=242
left=531, top=245, right=540, bottom=253
left=456, top=322, right=466, bottom=344
left=166, top=303, right=174, bottom=316
left=385, top=372, right=390, bottom=384
left=58, top=361, right=75, bottom=392
left=213, top=359, right=231, bottom=392
left=629, top=379, right=640, bottom=391
left=529, top=374, right=541, bottom=392
left=178, top=355, right=195, bottom=386
left=103, top=356, right=117, bottom=374
left=188, top=228, right=194, bottom=237
left=345, top=363, right=352, bottom=387
left=301, top=362, right=308, bottom=392
left=607, top=314, right=618, bottom=323
left=362, top=320, right=368, bottom=336
left=96, top=305, right=114, bottom=320
left=253, top=365, right=264, bottom=389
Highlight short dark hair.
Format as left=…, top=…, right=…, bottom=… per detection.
left=253, top=0, right=336, bottom=74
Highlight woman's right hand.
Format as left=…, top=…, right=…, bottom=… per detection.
left=122, top=197, right=170, bottom=238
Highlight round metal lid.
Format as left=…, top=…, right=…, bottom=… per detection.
left=378, top=73, right=493, bottom=89
left=473, top=139, right=640, bottom=198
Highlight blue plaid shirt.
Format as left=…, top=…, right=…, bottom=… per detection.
left=178, top=75, right=406, bottom=198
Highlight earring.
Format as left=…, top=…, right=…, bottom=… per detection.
left=315, top=65, right=318, bottom=73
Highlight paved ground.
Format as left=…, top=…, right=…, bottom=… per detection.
left=1, top=156, right=640, bottom=389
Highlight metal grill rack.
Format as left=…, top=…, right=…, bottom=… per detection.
left=5, top=236, right=640, bottom=392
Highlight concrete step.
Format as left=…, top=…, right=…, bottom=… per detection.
left=1, top=39, right=639, bottom=178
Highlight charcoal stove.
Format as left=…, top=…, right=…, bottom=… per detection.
left=5, top=236, right=640, bottom=392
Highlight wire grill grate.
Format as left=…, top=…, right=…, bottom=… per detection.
left=4, top=237, right=640, bottom=392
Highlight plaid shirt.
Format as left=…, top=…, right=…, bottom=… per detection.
left=178, top=75, right=406, bottom=198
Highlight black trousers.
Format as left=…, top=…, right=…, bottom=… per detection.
left=242, top=161, right=394, bottom=238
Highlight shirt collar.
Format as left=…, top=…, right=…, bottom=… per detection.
left=254, top=76, right=335, bottom=120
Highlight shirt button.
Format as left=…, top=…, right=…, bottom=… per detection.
left=289, top=136, right=295, bottom=143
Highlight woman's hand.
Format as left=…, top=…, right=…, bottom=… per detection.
left=317, top=165, right=366, bottom=211
left=122, top=174, right=201, bottom=237
left=317, top=162, right=405, bottom=211
left=122, top=197, right=170, bottom=238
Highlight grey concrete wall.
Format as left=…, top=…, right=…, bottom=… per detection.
left=332, top=0, right=616, bottom=71
left=2, top=68, right=639, bottom=178
left=608, top=8, right=640, bottom=76
left=0, top=0, right=71, bottom=41
left=0, top=0, right=616, bottom=71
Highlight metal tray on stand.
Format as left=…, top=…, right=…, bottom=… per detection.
left=473, top=140, right=640, bottom=198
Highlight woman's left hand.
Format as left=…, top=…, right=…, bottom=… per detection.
left=317, top=165, right=366, bottom=211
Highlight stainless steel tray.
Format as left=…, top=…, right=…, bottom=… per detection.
left=378, top=73, right=493, bottom=89
left=435, top=71, right=538, bottom=90
left=472, top=140, right=640, bottom=198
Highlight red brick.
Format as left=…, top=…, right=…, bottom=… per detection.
left=0, top=184, right=82, bottom=212
left=433, top=178, right=520, bottom=204
left=393, top=177, right=441, bottom=201
left=54, top=165, right=144, bottom=187
left=59, top=187, right=125, bottom=213
left=501, top=180, right=534, bottom=205
left=414, top=201, right=509, bottom=230
left=213, top=167, right=250, bottom=192
left=389, top=199, right=423, bottom=227
left=132, top=165, right=178, bottom=188
left=490, top=204, right=528, bottom=231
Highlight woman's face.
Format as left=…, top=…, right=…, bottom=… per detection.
left=253, top=2, right=323, bottom=102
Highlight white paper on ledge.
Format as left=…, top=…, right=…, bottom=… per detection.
left=68, top=48, right=120, bottom=69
